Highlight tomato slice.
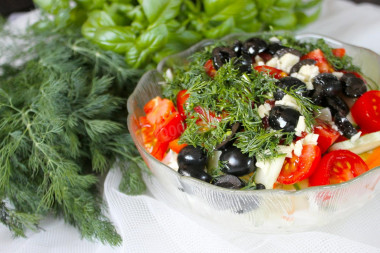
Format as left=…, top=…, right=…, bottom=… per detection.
left=351, top=90, right=380, bottom=133
left=144, top=97, right=176, bottom=125
left=176, top=89, right=190, bottom=120
left=169, top=138, right=188, bottom=153
left=301, top=49, right=334, bottom=73
left=331, top=48, right=346, bottom=58
left=140, top=96, right=185, bottom=161
left=155, top=112, right=185, bottom=143
left=254, top=65, right=287, bottom=79
left=309, top=149, right=369, bottom=186
left=204, top=59, right=216, bottom=78
left=313, top=120, right=341, bottom=154
left=277, top=145, right=321, bottom=185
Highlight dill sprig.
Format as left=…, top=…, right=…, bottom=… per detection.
left=0, top=22, right=145, bottom=245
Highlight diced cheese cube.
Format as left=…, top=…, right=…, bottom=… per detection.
left=275, top=94, right=301, bottom=112
left=303, top=133, right=319, bottom=145
left=278, top=53, right=300, bottom=73
left=266, top=57, right=279, bottom=68
left=295, top=116, right=306, bottom=137
left=269, top=37, right=281, bottom=43
left=298, top=65, right=319, bottom=90
left=278, top=144, right=295, bottom=158
left=332, top=71, right=344, bottom=80
left=255, top=156, right=286, bottom=189
left=294, top=139, right=304, bottom=156
left=257, top=103, right=271, bottom=118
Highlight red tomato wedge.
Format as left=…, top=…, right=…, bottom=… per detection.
left=254, top=65, right=287, bottom=79
left=313, top=120, right=341, bottom=154
left=176, top=89, right=190, bottom=120
left=277, top=145, right=321, bottom=185
left=309, top=149, right=369, bottom=186
left=332, top=48, right=346, bottom=58
left=301, top=49, right=334, bottom=73
left=351, top=90, right=380, bottom=133
left=204, top=59, right=216, bottom=78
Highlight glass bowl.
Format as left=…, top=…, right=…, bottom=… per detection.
left=127, top=33, right=380, bottom=232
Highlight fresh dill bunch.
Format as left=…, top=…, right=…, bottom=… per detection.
left=0, top=21, right=145, bottom=245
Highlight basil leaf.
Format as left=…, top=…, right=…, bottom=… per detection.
left=82, top=11, right=116, bottom=40
left=137, top=0, right=182, bottom=25
left=295, top=4, right=321, bottom=26
left=234, top=2, right=261, bottom=33
left=204, top=17, right=234, bottom=39
left=259, top=7, right=297, bottom=29
left=126, top=24, right=169, bottom=68
left=93, top=27, right=136, bottom=53
left=203, top=0, right=250, bottom=21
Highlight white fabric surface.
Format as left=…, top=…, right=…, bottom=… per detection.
left=1, top=0, right=380, bottom=252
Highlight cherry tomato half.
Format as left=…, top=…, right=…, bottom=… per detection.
left=313, top=120, right=341, bottom=154
left=277, top=145, right=321, bottom=185
left=351, top=90, right=380, bottom=133
left=309, top=149, right=369, bottom=186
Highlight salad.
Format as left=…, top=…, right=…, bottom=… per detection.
left=137, top=34, right=380, bottom=190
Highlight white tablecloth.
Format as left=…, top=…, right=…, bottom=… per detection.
left=1, top=0, right=380, bottom=252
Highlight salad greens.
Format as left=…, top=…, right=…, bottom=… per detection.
left=34, top=0, right=322, bottom=69
left=162, top=34, right=360, bottom=161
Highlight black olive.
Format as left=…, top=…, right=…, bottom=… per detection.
left=268, top=105, right=301, bottom=132
left=274, top=76, right=309, bottom=100
left=289, top=59, right=316, bottom=74
left=265, top=43, right=285, bottom=55
left=232, top=40, right=243, bottom=57
left=220, top=146, right=256, bottom=176
left=341, top=73, right=367, bottom=98
left=334, top=112, right=358, bottom=139
left=255, top=183, right=266, bottom=190
left=312, top=73, right=342, bottom=96
left=242, top=37, right=268, bottom=56
left=212, top=47, right=237, bottom=70
left=212, top=174, right=245, bottom=189
left=178, top=145, right=207, bottom=170
left=324, top=96, right=350, bottom=116
left=178, top=165, right=212, bottom=183
left=274, top=47, right=302, bottom=58
left=233, top=54, right=253, bottom=73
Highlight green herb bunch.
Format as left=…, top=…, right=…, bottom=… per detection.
left=0, top=23, right=145, bottom=245
left=33, top=0, right=322, bottom=69
left=162, top=43, right=318, bottom=161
